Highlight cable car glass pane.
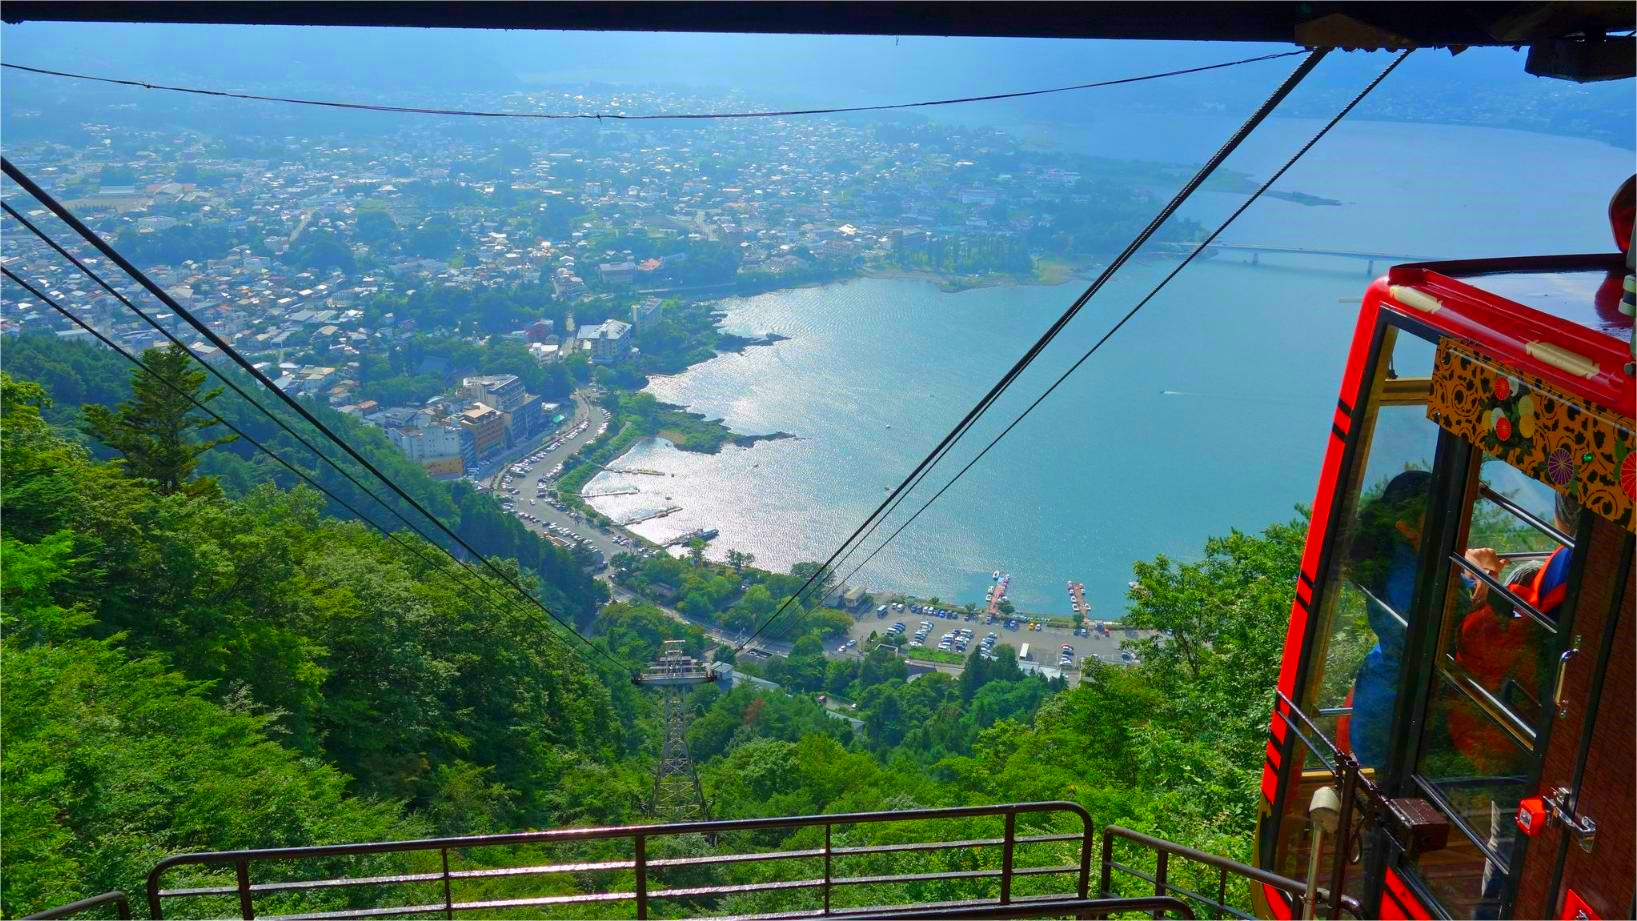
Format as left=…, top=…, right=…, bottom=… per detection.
left=1475, top=458, right=1575, bottom=549
left=1384, top=328, right=1436, bottom=380
left=1441, top=459, right=1578, bottom=734
left=1272, top=322, right=1440, bottom=891
left=1308, top=316, right=1439, bottom=771
left=1403, top=450, right=1583, bottom=919
left=1311, top=402, right=1441, bottom=749
left=1410, top=672, right=1533, bottom=918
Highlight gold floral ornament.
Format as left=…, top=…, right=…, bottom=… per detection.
left=1516, top=394, right=1536, bottom=440
left=1429, top=339, right=1634, bottom=533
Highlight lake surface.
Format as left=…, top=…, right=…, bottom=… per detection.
left=588, top=117, right=1632, bottom=614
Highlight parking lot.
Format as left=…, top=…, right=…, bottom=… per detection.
left=838, top=601, right=1149, bottom=674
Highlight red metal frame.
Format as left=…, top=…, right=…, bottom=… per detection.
left=1255, top=253, right=1633, bottom=917
left=1380, top=867, right=1435, bottom=920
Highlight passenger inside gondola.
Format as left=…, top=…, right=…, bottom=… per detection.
left=1343, top=470, right=1517, bottom=771
left=1449, top=491, right=1580, bottom=742
left=1344, top=469, right=1433, bottom=769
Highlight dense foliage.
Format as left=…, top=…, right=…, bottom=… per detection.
left=1, top=370, right=656, bottom=915
left=3, top=336, right=606, bottom=619
left=1, top=352, right=1305, bottom=917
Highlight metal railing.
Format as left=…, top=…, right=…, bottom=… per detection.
left=1098, top=825, right=1361, bottom=919
left=23, top=891, right=132, bottom=920
left=146, top=802, right=1099, bottom=920
left=1267, top=691, right=1378, bottom=920
left=881, top=895, right=1195, bottom=918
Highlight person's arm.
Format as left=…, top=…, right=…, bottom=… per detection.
left=1463, top=547, right=1503, bottom=605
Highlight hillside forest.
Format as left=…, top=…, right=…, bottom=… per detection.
left=1, top=341, right=1305, bottom=918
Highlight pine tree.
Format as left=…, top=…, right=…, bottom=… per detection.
left=82, top=345, right=236, bottom=495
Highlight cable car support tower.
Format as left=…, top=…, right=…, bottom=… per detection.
left=634, top=641, right=715, bottom=821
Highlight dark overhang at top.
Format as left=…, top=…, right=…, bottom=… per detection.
left=5, top=2, right=1632, bottom=80
left=1, top=2, right=1632, bottom=48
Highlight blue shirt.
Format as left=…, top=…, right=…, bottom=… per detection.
left=1350, top=541, right=1418, bottom=769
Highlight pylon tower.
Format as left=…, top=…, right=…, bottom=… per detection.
left=637, top=640, right=714, bottom=821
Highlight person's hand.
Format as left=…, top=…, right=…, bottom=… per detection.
left=1465, top=547, right=1503, bottom=578
left=1463, top=547, right=1503, bottom=606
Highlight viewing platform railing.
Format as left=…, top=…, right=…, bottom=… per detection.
left=23, top=891, right=132, bottom=920
left=27, top=802, right=1333, bottom=920
left=144, top=802, right=1101, bottom=920
left=1100, top=825, right=1363, bottom=919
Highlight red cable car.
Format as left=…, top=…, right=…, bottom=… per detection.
left=1256, top=183, right=1635, bottom=919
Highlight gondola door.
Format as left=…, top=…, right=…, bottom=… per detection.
left=1511, top=515, right=1634, bottom=920
left=1384, top=341, right=1637, bottom=919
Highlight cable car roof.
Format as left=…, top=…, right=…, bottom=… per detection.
left=1444, top=261, right=1633, bottom=338
left=1386, top=255, right=1634, bottom=419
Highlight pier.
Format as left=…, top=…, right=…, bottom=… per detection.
left=985, top=572, right=1011, bottom=616
left=582, top=485, right=640, bottom=498
left=591, top=462, right=669, bottom=477
left=621, top=506, right=682, bottom=526
left=1067, top=581, right=1090, bottom=618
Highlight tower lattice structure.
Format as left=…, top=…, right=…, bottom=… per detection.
left=638, top=640, right=714, bottom=821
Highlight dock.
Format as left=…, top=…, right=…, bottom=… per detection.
left=985, top=572, right=1011, bottom=616
left=582, top=485, right=640, bottom=498
left=664, top=527, right=720, bottom=548
left=1067, top=581, right=1090, bottom=617
left=621, top=506, right=682, bottom=526
left=602, top=464, right=668, bottom=476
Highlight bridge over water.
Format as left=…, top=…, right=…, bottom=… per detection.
left=1159, top=241, right=1440, bottom=274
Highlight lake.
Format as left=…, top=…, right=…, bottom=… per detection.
left=587, top=116, right=1632, bottom=616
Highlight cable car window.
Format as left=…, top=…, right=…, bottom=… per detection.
left=1403, top=455, right=1583, bottom=918
left=1307, top=324, right=1439, bottom=768
left=1383, top=328, right=1436, bottom=380
left=1269, top=321, right=1439, bottom=890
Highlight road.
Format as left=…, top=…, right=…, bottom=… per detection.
left=484, top=390, right=635, bottom=564
left=479, top=392, right=787, bottom=659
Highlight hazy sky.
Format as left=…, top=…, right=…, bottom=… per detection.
left=0, top=22, right=1556, bottom=107
left=2, top=22, right=1628, bottom=153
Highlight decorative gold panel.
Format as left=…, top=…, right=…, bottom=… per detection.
left=1429, top=340, right=1634, bottom=534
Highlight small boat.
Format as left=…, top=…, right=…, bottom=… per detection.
left=992, top=570, right=1000, bottom=580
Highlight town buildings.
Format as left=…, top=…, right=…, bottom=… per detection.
left=388, top=423, right=466, bottom=479
left=2, top=82, right=1135, bottom=484
left=576, top=318, right=632, bottom=364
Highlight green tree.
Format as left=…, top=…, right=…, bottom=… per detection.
left=289, top=230, right=356, bottom=273
left=0, top=530, right=418, bottom=916
left=81, top=345, right=236, bottom=495
left=355, top=207, right=398, bottom=245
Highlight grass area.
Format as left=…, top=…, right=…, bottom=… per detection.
left=905, top=647, right=966, bottom=666
left=651, top=410, right=731, bottom=452
left=1032, top=256, right=1077, bottom=285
